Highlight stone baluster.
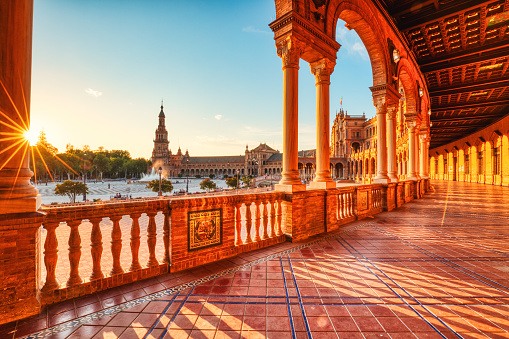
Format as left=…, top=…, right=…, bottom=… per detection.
left=262, top=200, right=269, bottom=240
left=147, top=211, right=159, bottom=267
left=276, top=199, right=283, bottom=236
left=129, top=213, right=142, bottom=271
left=89, top=218, right=104, bottom=280
left=67, top=220, right=83, bottom=286
left=244, top=202, right=253, bottom=244
left=42, top=222, right=59, bottom=291
left=338, top=194, right=343, bottom=220
left=347, top=192, right=353, bottom=217
left=163, top=210, right=170, bottom=264
left=235, top=202, right=243, bottom=245
left=270, top=199, right=276, bottom=237
left=253, top=201, right=261, bottom=242
left=110, top=215, right=123, bottom=275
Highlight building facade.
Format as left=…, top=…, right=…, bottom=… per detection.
left=150, top=106, right=352, bottom=181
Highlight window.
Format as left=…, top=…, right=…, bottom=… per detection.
left=464, top=154, right=470, bottom=175
left=493, top=147, right=500, bottom=175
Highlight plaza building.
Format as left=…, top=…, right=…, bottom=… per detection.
left=2, top=1, right=509, bottom=338
left=151, top=105, right=351, bottom=181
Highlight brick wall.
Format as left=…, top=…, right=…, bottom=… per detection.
left=0, top=212, right=43, bottom=323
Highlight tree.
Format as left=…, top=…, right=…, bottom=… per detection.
left=225, top=176, right=239, bottom=189
left=147, top=178, right=173, bottom=194
left=93, top=154, right=110, bottom=180
left=110, top=157, right=125, bottom=178
left=55, top=180, right=89, bottom=203
left=200, top=178, right=216, bottom=191
left=241, top=175, right=253, bottom=187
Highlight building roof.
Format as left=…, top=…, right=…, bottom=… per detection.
left=267, top=153, right=282, bottom=161
left=159, top=105, right=165, bottom=118
left=251, top=143, right=277, bottom=152
left=185, top=155, right=244, bottom=164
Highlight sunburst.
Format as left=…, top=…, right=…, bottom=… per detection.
left=0, top=77, right=80, bottom=196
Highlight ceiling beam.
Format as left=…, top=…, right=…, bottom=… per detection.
left=397, top=0, right=499, bottom=30
left=432, top=125, right=484, bottom=130
left=431, top=114, right=502, bottom=123
left=432, top=99, right=509, bottom=111
left=429, top=78, right=509, bottom=97
left=420, top=43, right=509, bottom=73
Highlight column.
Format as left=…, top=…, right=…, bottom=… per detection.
left=276, top=37, right=306, bottom=192
left=407, top=121, right=418, bottom=180
left=373, top=100, right=390, bottom=183
left=387, top=105, right=398, bottom=182
left=0, top=1, right=40, bottom=214
left=419, top=133, right=429, bottom=178
left=310, top=58, right=336, bottom=189
left=414, top=127, right=421, bottom=180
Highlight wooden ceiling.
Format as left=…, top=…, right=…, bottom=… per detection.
left=378, top=0, right=509, bottom=149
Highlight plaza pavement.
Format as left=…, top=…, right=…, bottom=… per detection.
left=2, top=180, right=509, bottom=338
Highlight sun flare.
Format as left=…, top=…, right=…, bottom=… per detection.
left=24, top=127, right=40, bottom=146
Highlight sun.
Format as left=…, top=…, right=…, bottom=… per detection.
left=23, top=126, right=40, bottom=146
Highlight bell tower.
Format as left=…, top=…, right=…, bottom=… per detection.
left=151, top=102, right=169, bottom=168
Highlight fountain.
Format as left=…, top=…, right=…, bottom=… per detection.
left=138, top=168, right=165, bottom=183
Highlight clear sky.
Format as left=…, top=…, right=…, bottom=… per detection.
left=31, top=0, right=374, bottom=158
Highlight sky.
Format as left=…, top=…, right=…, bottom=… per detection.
left=31, top=0, right=374, bottom=158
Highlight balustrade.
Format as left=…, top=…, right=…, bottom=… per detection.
left=234, top=192, right=284, bottom=246
left=36, top=182, right=421, bottom=308
left=39, top=199, right=169, bottom=305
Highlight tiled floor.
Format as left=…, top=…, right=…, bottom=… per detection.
left=2, top=180, right=509, bottom=338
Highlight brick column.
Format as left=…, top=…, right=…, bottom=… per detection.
left=310, top=58, right=336, bottom=189
left=275, top=37, right=306, bottom=192
left=0, top=1, right=44, bottom=325
left=0, top=1, right=40, bottom=214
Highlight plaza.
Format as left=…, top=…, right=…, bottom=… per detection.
left=2, top=181, right=509, bottom=338
left=1, top=0, right=509, bottom=338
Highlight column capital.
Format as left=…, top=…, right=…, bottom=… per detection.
left=373, top=98, right=387, bottom=115
left=277, top=36, right=304, bottom=69
left=406, top=120, right=418, bottom=131
left=309, top=58, right=335, bottom=85
left=386, top=104, right=398, bottom=120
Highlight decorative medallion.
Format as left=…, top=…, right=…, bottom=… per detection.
left=359, top=191, right=369, bottom=211
left=188, top=209, right=222, bottom=251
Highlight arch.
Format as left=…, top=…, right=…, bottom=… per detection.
left=351, top=142, right=361, bottom=153
left=398, top=62, right=418, bottom=119
left=325, top=0, right=389, bottom=86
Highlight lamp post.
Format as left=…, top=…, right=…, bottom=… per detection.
left=236, top=164, right=239, bottom=190
left=186, top=158, right=189, bottom=193
left=83, top=155, right=87, bottom=201
left=158, top=167, right=162, bottom=196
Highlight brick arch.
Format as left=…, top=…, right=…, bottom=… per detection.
left=398, top=64, right=418, bottom=118
left=324, top=0, right=388, bottom=86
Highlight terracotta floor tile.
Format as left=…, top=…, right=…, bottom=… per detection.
left=66, top=325, right=103, bottom=339
left=90, top=326, right=125, bottom=339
